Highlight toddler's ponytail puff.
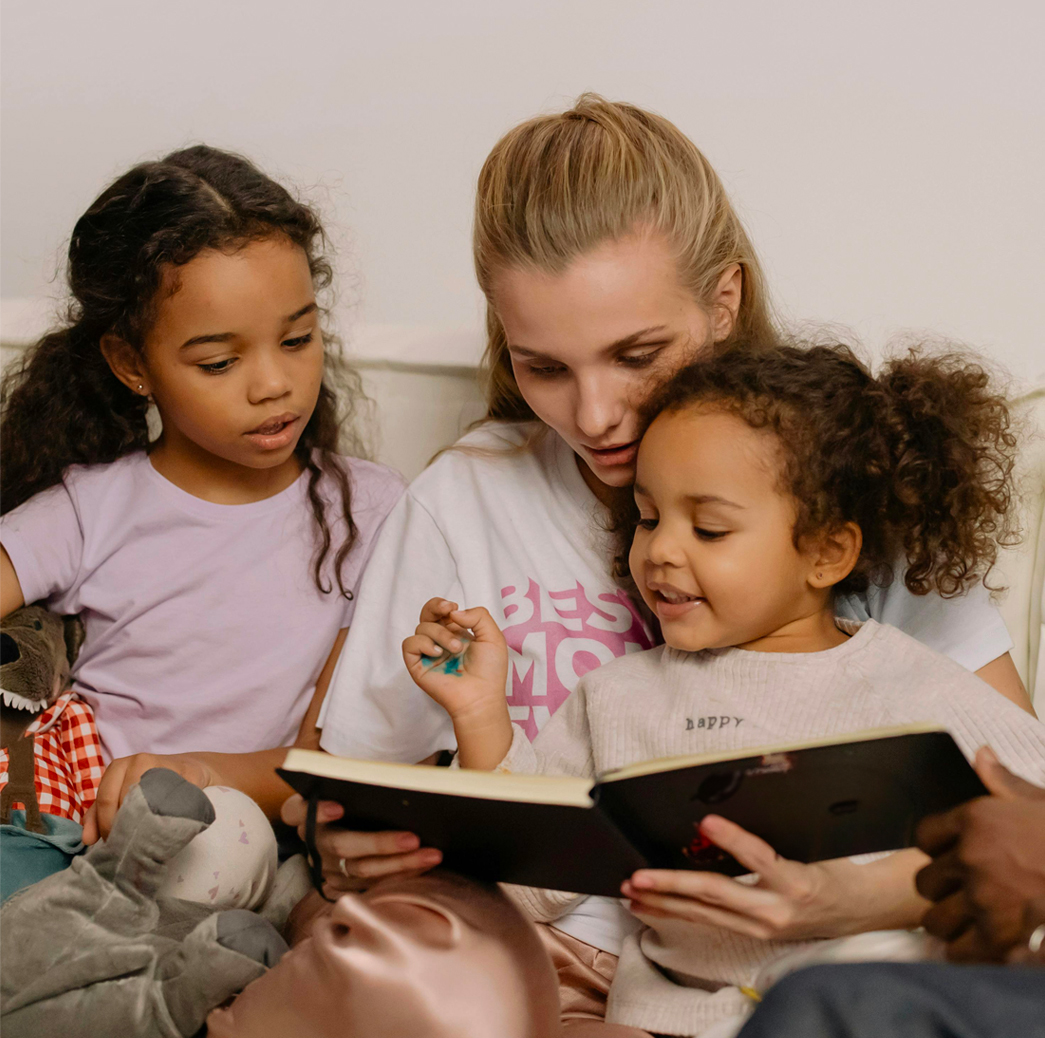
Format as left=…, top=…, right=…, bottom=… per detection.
left=870, top=349, right=1019, bottom=597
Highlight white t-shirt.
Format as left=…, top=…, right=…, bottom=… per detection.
left=318, top=420, right=1015, bottom=950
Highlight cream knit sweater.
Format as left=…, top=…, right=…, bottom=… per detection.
left=498, top=619, right=1045, bottom=1036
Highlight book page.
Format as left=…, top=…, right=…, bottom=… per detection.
left=281, top=749, right=597, bottom=807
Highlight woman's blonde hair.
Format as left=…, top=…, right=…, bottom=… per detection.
left=473, top=93, right=776, bottom=421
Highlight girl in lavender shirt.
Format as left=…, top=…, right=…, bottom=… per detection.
left=0, top=147, right=404, bottom=847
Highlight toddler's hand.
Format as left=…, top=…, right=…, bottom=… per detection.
left=403, top=598, right=508, bottom=726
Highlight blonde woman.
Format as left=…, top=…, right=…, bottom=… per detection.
left=104, top=96, right=1032, bottom=1027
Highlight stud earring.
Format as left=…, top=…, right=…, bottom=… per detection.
left=137, top=383, right=144, bottom=392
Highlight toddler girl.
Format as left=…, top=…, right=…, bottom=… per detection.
left=0, top=146, right=404, bottom=899
left=405, top=341, right=1045, bottom=1036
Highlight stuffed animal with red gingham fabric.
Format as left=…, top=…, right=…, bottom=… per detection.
left=0, top=606, right=91, bottom=831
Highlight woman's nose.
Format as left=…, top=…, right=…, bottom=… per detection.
left=574, top=374, right=626, bottom=440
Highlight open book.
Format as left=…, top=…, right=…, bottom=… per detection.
left=279, top=724, right=986, bottom=897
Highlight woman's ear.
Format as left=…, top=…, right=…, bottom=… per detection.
left=100, top=333, right=150, bottom=398
left=709, top=264, right=742, bottom=343
left=807, top=522, right=863, bottom=590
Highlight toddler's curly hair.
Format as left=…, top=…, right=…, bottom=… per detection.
left=614, top=340, right=1020, bottom=598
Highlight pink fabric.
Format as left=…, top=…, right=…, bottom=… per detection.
left=0, top=452, right=404, bottom=761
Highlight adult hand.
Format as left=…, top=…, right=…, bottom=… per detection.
left=280, top=794, right=442, bottom=899
left=916, top=745, right=1045, bottom=962
left=82, top=752, right=214, bottom=844
left=621, top=815, right=924, bottom=942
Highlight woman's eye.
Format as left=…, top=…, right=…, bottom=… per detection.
left=695, top=528, right=727, bottom=541
left=637, top=517, right=659, bottom=530
left=619, top=347, right=665, bottom=368
left=282, top=332, right=314, bottom=349
left=527, top=364, right=567, bottom=378
left=198, top=359, right=235, bottom=374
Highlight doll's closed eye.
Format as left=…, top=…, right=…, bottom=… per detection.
left=368, top=899, right=460, bottom=949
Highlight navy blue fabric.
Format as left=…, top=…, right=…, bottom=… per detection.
left=737, top=962, right=1045, bottom=1038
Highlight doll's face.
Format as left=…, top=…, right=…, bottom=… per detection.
left=206, top=872, right=559, bottom=1038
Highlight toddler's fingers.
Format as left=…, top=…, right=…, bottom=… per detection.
left=449, top=607, right=505, bottom=646
left=419, top=598, right=458, bottom=623
left=415, top=621, right=465, bottom=654
left=403, top=634, right=444, bottom=665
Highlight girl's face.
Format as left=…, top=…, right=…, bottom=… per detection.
left=134, top=237, right=324, bottom=473
left=629, top=407, right=827, bottom=652
left=492, top=231, right=740, bottom=493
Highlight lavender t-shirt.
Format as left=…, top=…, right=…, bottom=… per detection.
left=0, top=452, right=404, bottom=761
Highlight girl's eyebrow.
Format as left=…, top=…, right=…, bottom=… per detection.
left=179, top=302, right=318, bottom=350
left=508, top=326, right=669, bottom=361
left=688, top=493, right=744, bottom=509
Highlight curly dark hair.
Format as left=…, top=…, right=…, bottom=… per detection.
left=1, top=145, right=367, bottom=596
left=612, top=340, right=1020, bottom=598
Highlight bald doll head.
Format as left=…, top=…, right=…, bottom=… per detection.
left=206, top=871, right=561, bottom=1038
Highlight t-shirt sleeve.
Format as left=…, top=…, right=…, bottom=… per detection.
left=838, top=580, right=1014, bottom=674
left=319, top=490, right=464, bottom=763
left=0, top=481, right=86, bottom=608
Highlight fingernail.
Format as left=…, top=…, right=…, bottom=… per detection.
left=450, top=640, right=463, bottom=652
left=320, top=803, right=344, bottom=821
left=397, top=833, right=420, bottom=850
left=630, top=873, right=653, bottom=889
left=420, top=850, right=443, bottom=865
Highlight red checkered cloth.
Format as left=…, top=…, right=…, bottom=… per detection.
left=0, top=692, right=104, bottom=824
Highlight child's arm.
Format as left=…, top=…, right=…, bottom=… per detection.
left=402, top=598, right=513, bottom=770
left=1, top=546, right=26, bottom=619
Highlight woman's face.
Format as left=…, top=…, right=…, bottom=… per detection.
left=492, top=230, right=740, bottom=492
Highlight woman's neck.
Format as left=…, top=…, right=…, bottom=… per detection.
left=149, top=432, right=303, bottom=505
left=737, top=607, right=851, bottom=654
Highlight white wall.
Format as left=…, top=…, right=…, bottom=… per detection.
left=2, top=1, right=1043, bottom=384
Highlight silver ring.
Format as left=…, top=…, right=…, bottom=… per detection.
left=338, top=857, right=349, bottom=877
left=1029, top=923, right=1045, bottom=955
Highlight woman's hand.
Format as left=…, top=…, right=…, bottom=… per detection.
left=280, top=794, right=442, bottom=898
left=621, top=814, right=927, bottom=942
left=403, top=598, right=513, bottom=769
left=82, top=752, right=215, bottom=844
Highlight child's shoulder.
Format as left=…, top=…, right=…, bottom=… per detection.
left=51, top=452, right=149, bottom=508
left=578, top=644, right=676, bottom=698
left=335, top=455, right=407, bottom=514
left=849, top=618, right=994, bottom=699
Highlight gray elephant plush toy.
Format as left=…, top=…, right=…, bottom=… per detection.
left=0, top=768, right=287, bottom=1037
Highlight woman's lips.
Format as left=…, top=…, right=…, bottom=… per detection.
left=244, top=414, right=300, bottom=451
left=583, top=439, right=640, bottom=468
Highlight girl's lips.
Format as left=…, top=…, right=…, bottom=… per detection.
left=583, top=440, right=639, bottom=468
left=244, top=415, right=300, bottom=451
left=651, top=591, right=707, bottom=622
